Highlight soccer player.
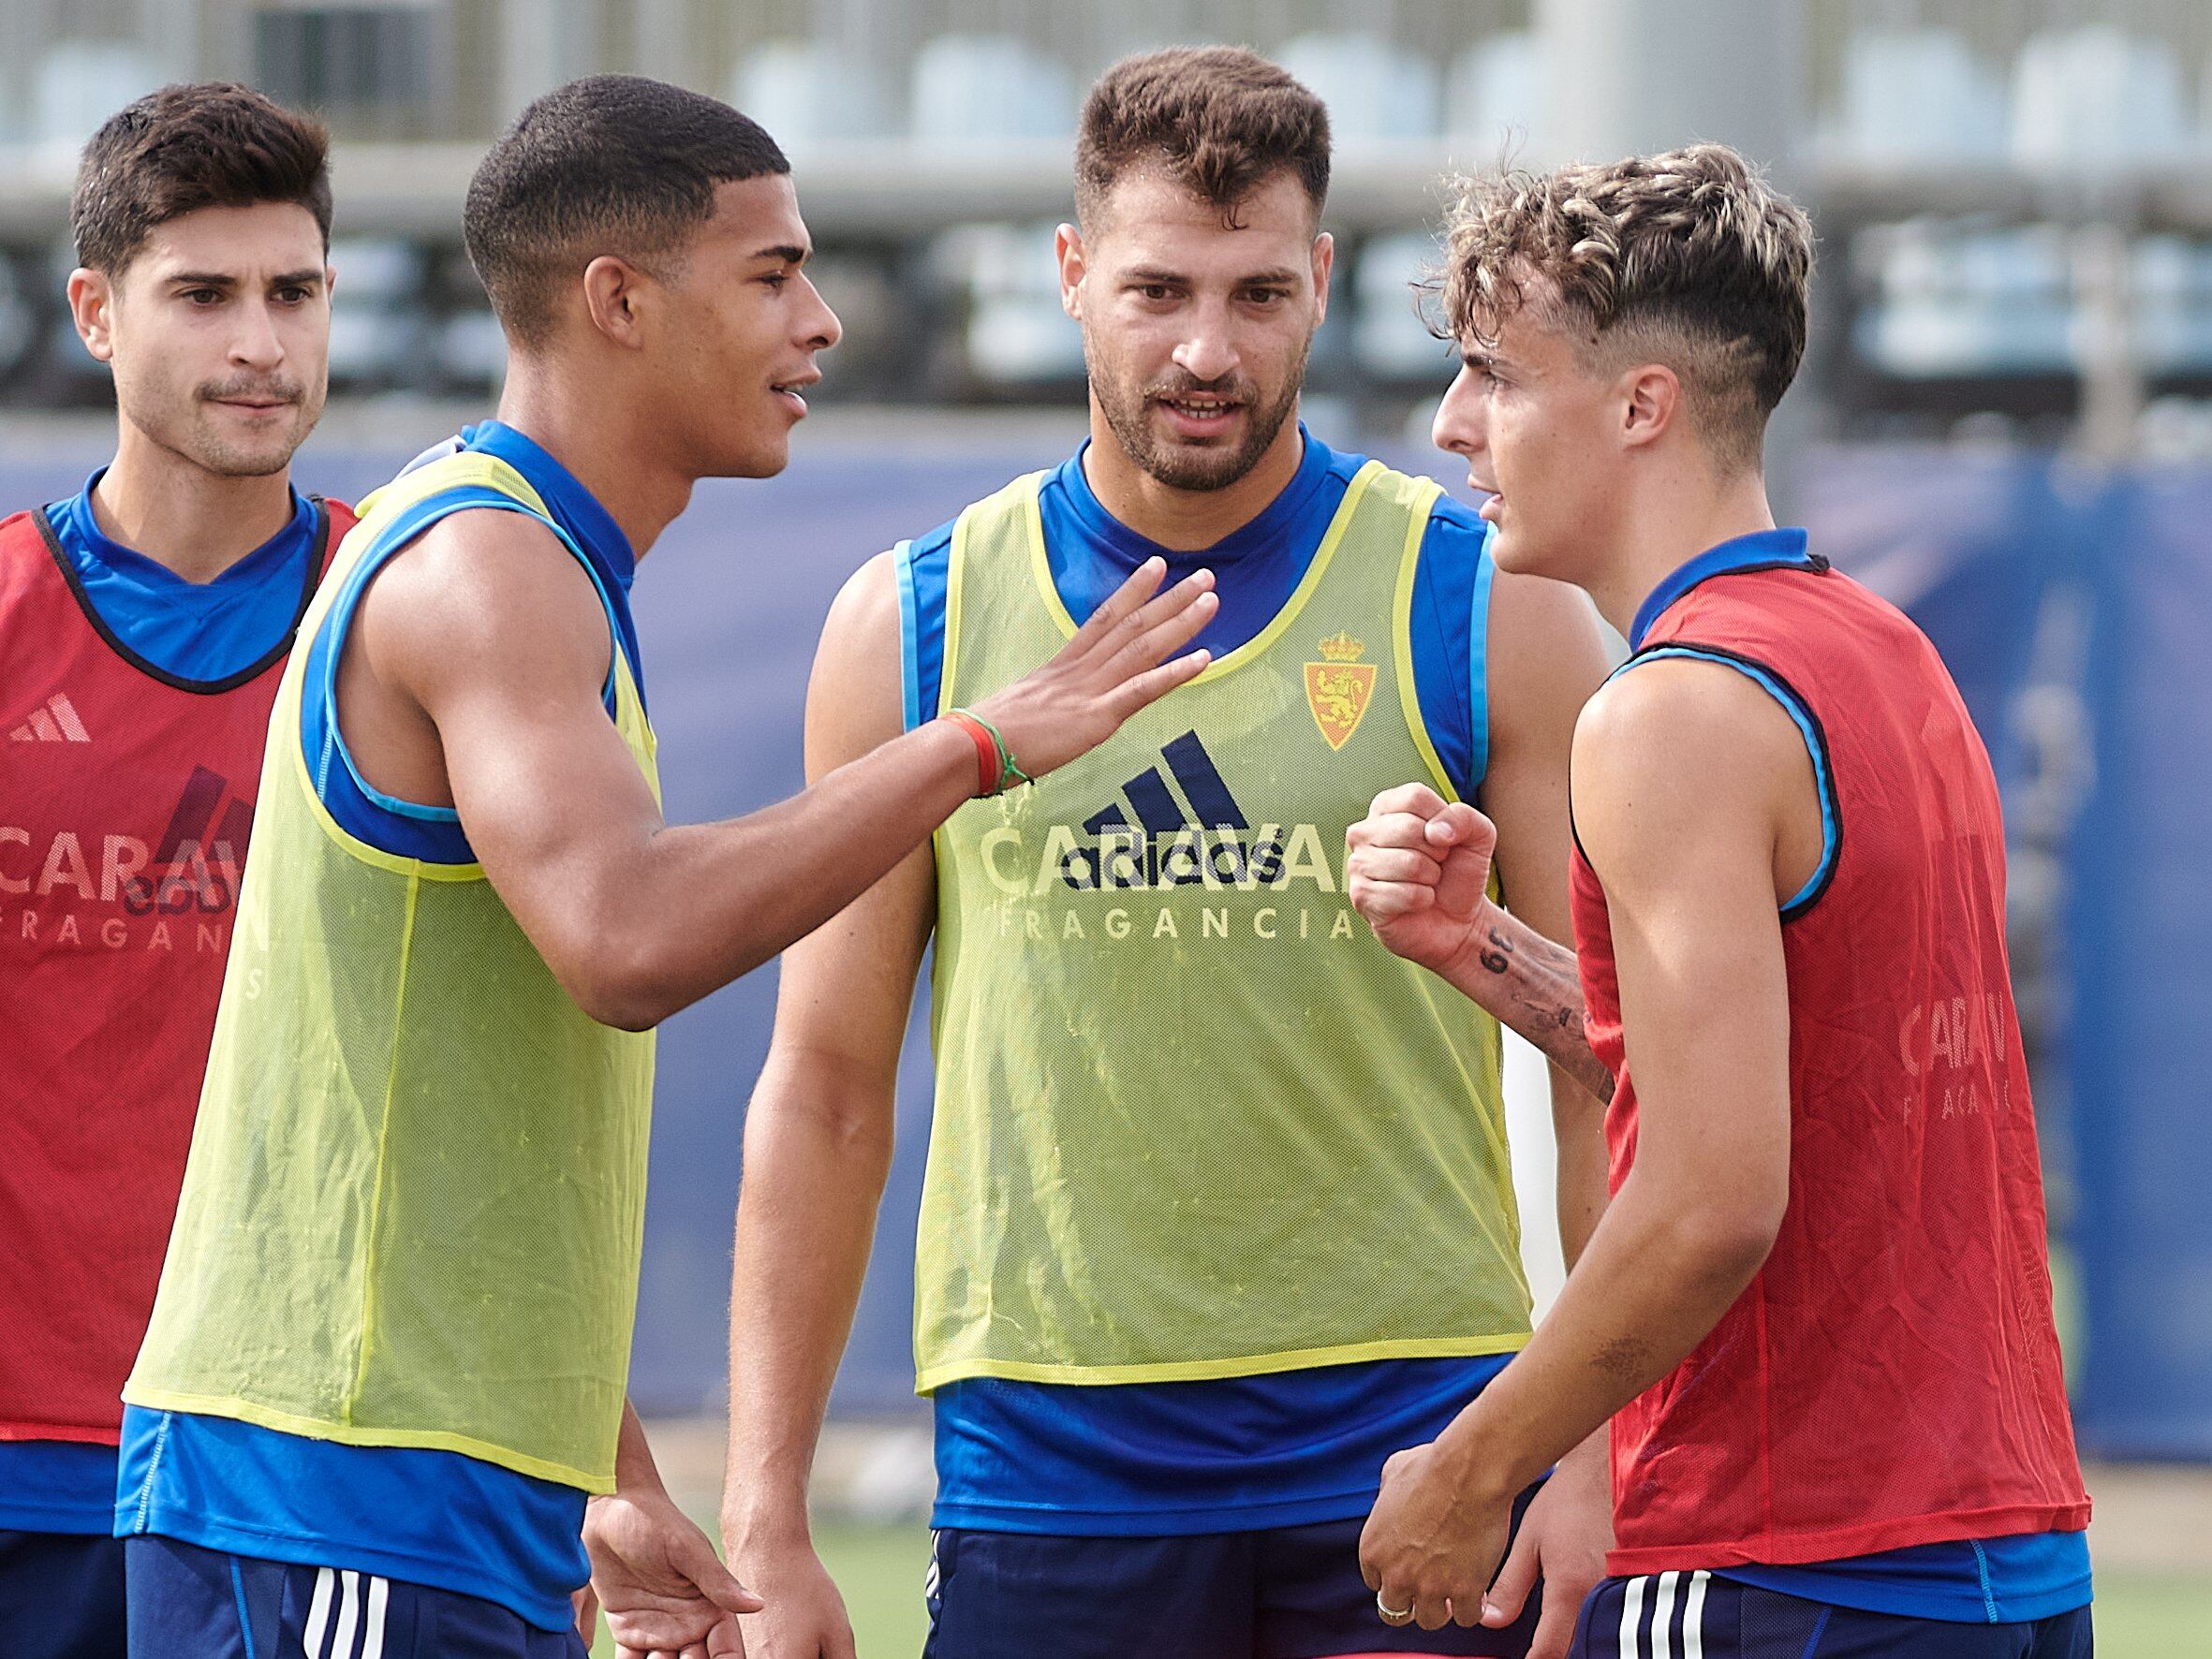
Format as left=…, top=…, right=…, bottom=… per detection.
left=115, top=76, right=1214, bottom=1659
left=1347, top=145, right=2092, bottom=1657
left=0, top=84, right=350, bottom=1659
left=722, top=49, right=1614, bottom=1659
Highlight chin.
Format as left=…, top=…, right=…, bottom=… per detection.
left=1485, top=526, right=1568, bottom=582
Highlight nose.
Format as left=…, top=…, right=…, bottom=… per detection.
left=1171, top=298, right=1239, bottom=386
left=799, top=272, right=841, bottom=352
left=1431, top=364, right=1487, bottom=459
left=229, top=295, right=285, bottom=371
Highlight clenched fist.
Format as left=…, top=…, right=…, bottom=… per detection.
left=1346, top=783, right=1498, bottom=976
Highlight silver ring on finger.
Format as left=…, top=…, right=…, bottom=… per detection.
left=1377, top=1590, right=1415, bottom=1625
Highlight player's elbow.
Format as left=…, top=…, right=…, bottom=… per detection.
left=556, top=926, right=690, bottom=1033
left=1674, top=1185, right=1787, bottom=1288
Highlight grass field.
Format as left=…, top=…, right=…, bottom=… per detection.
left=588, top=1519, right=2210, bottom=1657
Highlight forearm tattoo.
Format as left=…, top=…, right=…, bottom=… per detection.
left=1456, top=918, right=1616, bottom=1105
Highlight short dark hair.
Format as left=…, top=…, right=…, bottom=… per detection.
left=1075, top=47, right=1330, bottom=230
left=465, top=74, right=789, bottom=347
left=71, top=82, right=332, bottom=275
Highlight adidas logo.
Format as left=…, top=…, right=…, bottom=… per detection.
left=1082, top=729, right=1248, bottom=837
left=1042, top=729, right=1335, bottom=894
left=8, top=692, right=90, bottom=743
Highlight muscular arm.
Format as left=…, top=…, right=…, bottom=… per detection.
left=1479, top=569, right=1612, bottom=1267
left=341, top=512, right=1210, bottom=1030
left=721, top=552, right=927, bottom=1549
left=1359, top=661, right=1819, bottom=1630
left=1428, top=660, right=1812, bottom=1494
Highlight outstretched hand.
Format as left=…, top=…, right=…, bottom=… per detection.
left=585, top=1483, right=763, bottom=1659
left=1346, top=782, right=1498, bottom=975
left=969, top=556, right=1216, bottom=781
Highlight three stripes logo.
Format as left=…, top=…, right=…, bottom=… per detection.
left=1615, top=1568, right=1711, bottom=1659
left=301, top=1566, right=391, bottom=1659
left=125, top=765, right=252, bottom=915
left=1044, top=728, right=1337, bottom=894
left=1081, top=728, right=1247, bottom=841
left=7, top=690, right=90, bottom=743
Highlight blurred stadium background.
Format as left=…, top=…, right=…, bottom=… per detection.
left=3, top=0, right=2208, bottom=1651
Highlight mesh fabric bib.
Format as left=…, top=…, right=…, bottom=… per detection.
left=125, top=450, right=657, bottom=1491
left=918, top=460, right=1528, bottom=1389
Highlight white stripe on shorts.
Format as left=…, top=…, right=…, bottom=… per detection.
left=303, top=1567, right=336, bottom=1659
left=331, top=1570, right=361, bottom=1659
left=1653, top=1570, right=1681, bottom=1659
left=361, top=1576, right=390, bottom=1659
left=1618, top=1574, right=1647, bottom=1658
left=1682, top=1571, right=1710, bottom=1659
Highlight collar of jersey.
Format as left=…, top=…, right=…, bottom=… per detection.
left=1053, top=420, right=1336, bottom=572
left=53, top=467, right=313, bottom=602
left=458, top=420, right=636, bottom=591
left=1630, top=526, right=1816, bottom=651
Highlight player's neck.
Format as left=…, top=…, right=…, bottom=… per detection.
left=1589, top=462, right=1777, bottom=641
left=1081, top=401, right=1305, bottom=553
left=95, top=425, right=296, bottom=586
left=494, top=369, right=693, bottom=562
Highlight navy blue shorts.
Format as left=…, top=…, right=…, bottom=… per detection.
left=0, top=1531, right=128, bottom=1659
left=1568, top=1572, right=2093, bottom=1658
left=923, top=1492, right=1543, bottom=1659
left=122, top=1536, right=586, bottom=1659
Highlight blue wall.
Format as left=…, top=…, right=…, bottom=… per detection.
left=7, top=432, right=2200, bottom=1449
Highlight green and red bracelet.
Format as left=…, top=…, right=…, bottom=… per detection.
left=944, top=708, right=1033, bottom=797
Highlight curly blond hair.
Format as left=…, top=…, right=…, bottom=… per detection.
left=1438, top=143, right=1813, bottom=473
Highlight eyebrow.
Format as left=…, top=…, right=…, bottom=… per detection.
left=751, top=243, right=810, bottom=266
left=1124, top=265, right=1303, bottom=286
left=165, top=269, right=325, bottom=289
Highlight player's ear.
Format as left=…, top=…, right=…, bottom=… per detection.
left=66, top=268, right=116, bottom=364
left=1055, top=223, right=1086, bottom=321
left=1309, top=230, right=1334, bottom=329
left=579, top=254, right=651, bottom=349
left=1621, top=362, right=1680, bottom=451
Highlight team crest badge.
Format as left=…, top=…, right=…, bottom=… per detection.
left=1304, top=631, right=1376, bottom=750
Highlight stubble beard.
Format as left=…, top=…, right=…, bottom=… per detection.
left=1086, top=332, right=1309, bottom=493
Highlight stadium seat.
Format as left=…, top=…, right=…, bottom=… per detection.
left=1276, top=32, right=1439, bottom=141
left=932, top=221, right=1083, bottom=387
left=1829, top=28, right=2006, bottom=160
left=909, top=34, right=1075, bottom=142
left=323, top=239, right=427, bottom=389
left=1853, top=222, right=2073, bottom=378
left=1350, top=231, right=1453, bottom=383
left=2012, top=26, right=2194, bottom=164
left=731, top=38, right=895, bottom=146
left=2134, top=236, right=2212, bottom=374
left=32, top=40, right=165, bottom=150
left=1445, top=31, right=1547, bottom=155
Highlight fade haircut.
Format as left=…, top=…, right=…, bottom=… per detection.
left=72, top=82, right=332, bottom=275
left=1439, top=143, right=1813, bottom=474
left=465, top=74, right=789, bottom=347
left=1075, top=47, right=1330, bottom=230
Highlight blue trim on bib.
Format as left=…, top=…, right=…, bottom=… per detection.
left=1467, top=521, right=1497, bottom=793
left=299, top=436, right=643, bottom=864
left=1609, top=643, right=1840, bottom=915
left=894, top=538, right=922, bottom=730
left=1629, top=526, right=1819, bottom=652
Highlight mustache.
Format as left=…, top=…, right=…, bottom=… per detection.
left=198, top=376, right=303, bottom=404
left=1143, top=373, right=1256, bottom=404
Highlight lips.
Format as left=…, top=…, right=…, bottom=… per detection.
left=770, top=369, right=820, bottom=417
left=1154, top=394, right=1245, bottom=439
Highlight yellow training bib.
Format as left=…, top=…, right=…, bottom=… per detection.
left=126, top=449, right=658, bottom=1491
left=915, top=459, right=1528, bottom=1390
